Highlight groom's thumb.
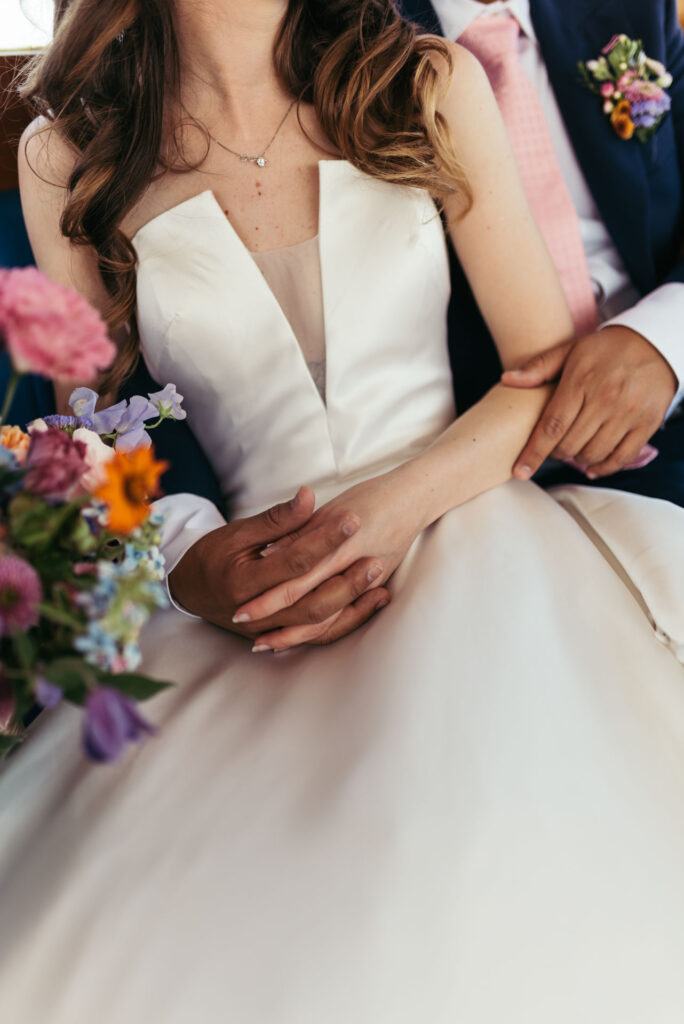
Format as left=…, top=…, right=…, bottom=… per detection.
left=245, top=486, right=316, bottom=545
left=501, top=342, right=571, bottom=388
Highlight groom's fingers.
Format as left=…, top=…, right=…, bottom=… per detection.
left=237, top=485, right=315, bottom=547
left=501, top=340, right=572, bottom=388
left=249, top=558, right=385, bottom=637
left=251, top=587, right=391, bottom=652
left=513, top=379, right=584, bottom=480
left=236, top=512, right=360, bottom=612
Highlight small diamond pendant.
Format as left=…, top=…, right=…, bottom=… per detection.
left=256, top=157, right=267, bottom=168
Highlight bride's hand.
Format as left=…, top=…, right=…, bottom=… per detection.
left=233, top=465, right=428, bottom=651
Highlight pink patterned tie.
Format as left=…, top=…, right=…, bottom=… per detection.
left=458, top=15, right=599, bottom=336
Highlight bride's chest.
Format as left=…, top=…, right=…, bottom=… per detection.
left=126, top=158, right=320, bottom=254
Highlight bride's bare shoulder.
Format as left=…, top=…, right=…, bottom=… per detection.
left=18, top=116, right=79, bottom=201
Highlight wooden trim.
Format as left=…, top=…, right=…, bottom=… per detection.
left=0, top=55, right=32, bottom=192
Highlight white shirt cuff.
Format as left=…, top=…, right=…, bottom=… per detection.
left=153, top=494, right=227, bottom=616
left=601, top=282, right=684, bottom=420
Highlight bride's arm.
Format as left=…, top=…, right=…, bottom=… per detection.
left=231, top=45, right=576, bottom=640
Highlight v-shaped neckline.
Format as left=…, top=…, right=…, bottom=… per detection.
left=131, top=159, right=350, bottom=248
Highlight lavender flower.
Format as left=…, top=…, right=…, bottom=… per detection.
left=34, top=677, right=64, bottom=709
left=148, top=384, right=187, bottom=421
left=0, top=555, right=42, bottom=637
left=83, top=686, right=155, bottom=762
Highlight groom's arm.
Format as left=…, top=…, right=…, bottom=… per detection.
left=501, top=0, right=684, bottom=480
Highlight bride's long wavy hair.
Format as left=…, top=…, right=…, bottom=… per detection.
left=20, top=0, right=469, bottom=389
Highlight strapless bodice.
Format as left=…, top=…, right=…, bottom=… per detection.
left=134, top=160, right=454, bottom=517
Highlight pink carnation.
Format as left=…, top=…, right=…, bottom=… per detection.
left=600, top=82, right=615, bottom=98
left=24, top=427, right=88, bottom=501
left=624, top=81, right=666, bottom=104
left=0, top=268, right=116, bottom=383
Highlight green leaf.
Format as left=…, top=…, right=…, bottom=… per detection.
left=38, top=601, right=84, bottom=631
left=42, top=657, right=99, bottom=705
left=96, top=672, right=173, bottom=702
left=11, top=631, right=37, bottom=671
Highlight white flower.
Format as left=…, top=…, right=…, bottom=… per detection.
left=72, top=427, right=115, bottom=491
left=27, top=418, right=48, bottom=435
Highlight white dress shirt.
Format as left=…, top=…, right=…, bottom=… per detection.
left=156, top=0, right=684, bottom=608
left=432, top=0, right=684, bottom=410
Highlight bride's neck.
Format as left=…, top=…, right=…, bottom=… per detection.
left=174, top=0, right=289, bottom=116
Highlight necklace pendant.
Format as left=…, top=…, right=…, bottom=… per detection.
left=256, top=157, right=267, bottom=168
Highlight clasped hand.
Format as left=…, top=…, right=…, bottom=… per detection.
left=503, top=325, right=677, bottom=480
left=170, top=471, right=424, bottom=652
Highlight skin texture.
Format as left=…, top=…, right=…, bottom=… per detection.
left=503, top=325, right=677, bottom=480
left=19, top=0, right=575, bottom=653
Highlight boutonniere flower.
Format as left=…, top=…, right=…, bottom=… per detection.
left=578, top=34, right=672, bottom=143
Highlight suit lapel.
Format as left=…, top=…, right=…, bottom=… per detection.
left=530, top=0, right=654, bottom=291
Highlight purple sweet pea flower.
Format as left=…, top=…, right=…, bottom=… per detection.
left=35, top=677, right=64, bottom=709
left=69, top=387, right=99, bottom=421
left=83, top=686, right=156, bottom=762
left=114, top=424, right=153, bottom=452
left=91, top=398, right=128, bottom=435
left=109, top=395, right=158, bottom=452
left=148, top=383, right=187, bottom=421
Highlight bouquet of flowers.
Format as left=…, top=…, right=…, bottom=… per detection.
left=579, top=34, right=673, bottom=143
left=0, top=267, right=183, bottom=763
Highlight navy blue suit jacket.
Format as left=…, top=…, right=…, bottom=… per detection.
left=400, top=0, right=684, bottom=408
left=399, top=0, right=684, bottom=504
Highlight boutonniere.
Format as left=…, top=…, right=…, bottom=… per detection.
left=578, top=34, right=673, bottom=143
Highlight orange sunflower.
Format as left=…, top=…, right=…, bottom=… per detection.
left=94, top=446, right=168, bottom=534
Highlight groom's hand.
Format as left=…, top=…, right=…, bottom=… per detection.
left=502, top=326, right=676, bottom=479
left=169, top=486, right=390, bottom=646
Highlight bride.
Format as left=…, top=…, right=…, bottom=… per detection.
left=2, top=1, right=684, bottom=1021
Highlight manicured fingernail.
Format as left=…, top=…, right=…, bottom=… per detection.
left=260, top=544, right=279, bottom=558
left=341, top=515, right=360, bottom=537
left=506, top=369, right=525, bottom=377
left=367, top=564, right=383, bottom=584
left=375, top=597, right=390, bottom=611
left=252, top=644, right=271, bottom=654
left=290, top=487, right=304, bottom=510
left=586, top=470, right=598, bottom=480
left=233, top=612, right=251, bottom=624
left=515, top=465, right=533, bottom=480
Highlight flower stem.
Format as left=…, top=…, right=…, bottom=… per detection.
left=0, top=371, right=21, bottom=429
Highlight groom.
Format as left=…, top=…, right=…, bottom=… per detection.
left=400, top=0, right=684, bottom=500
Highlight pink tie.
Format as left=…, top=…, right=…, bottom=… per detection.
left=458, top=15, right=598, bottom=336
left=459, top=16, right=658, bottom=474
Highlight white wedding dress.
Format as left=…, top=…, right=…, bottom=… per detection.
left=2, top=161, right=684, bottom=1024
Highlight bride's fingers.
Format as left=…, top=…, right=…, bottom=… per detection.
left=240, top=512, right=360, bottom=612
left=251, top=587, right=391, bottom=652
left=250, top=558, right=385, bottom=633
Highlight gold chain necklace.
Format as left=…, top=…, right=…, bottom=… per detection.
left=197, top=99, right=297, bottom=169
